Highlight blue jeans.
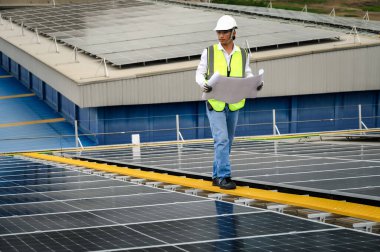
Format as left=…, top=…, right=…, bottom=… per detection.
left=206, top=104, right=239, bottom=179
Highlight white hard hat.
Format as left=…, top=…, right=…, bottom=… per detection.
left=213, top=15, right=237, bottom=31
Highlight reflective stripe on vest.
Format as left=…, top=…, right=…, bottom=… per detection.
left=207, top=44, right=247, bottom=112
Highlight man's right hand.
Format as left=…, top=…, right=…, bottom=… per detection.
left=202, top=84, right=213, bottom=93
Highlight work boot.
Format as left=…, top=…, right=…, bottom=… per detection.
left=218, top=177, right=236, bottom=190
left=212, top=178, right=219, bottom=186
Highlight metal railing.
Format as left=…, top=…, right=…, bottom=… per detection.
left=0, top=104, right=378, bottom=154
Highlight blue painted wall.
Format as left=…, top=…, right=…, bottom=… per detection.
left=31, top=74, right=43, bottom=99
left=1, top=53, right=9, bottom=72
left=2, top=52, right=379, bottom=146
left=19, top=66, right=30, bottom=88
left=92, top=90, right=379, bottom=145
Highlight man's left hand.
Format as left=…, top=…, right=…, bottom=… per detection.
left=257, top=81, right=264, bottom=91
left=203, top=84, right=213, bottom=93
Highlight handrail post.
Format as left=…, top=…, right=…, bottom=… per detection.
left=54, top=36, right=59, bottom=53
left=9, top=17, right=14, bottom=30
left=74, top=47, right=79, bottom=62
left=273, top=109, right=276, bottom=135
left=75, top=120, right=79, bottom=149
left=358, top=104, right=362, bottom=132
left=21, top=22, right=25, bottom=36
left=175, top=114, right=184, bottom=142
left=176, top=114, right=180, bottom=142
left=35, top=28, right=40, bottom=44
left=103, top=58, right=109, bottom=77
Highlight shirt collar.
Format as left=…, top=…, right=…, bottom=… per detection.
left=217, top=42, right=240, bottom=54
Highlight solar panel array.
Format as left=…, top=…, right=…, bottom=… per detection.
left=69, top=140, right=380, bottom=203
left=1, top=155, right=380, bottom=251
left=0, top=0, right=340, bottom=67
left=186, top=1, right=380, bottom=33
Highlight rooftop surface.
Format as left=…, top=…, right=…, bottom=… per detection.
left=1, top=142, right=380, bottom=251
left=0, top=0, right=379, bottom=90
left=64, top=139, right=380, bottom=204
left=0, top=0, right=342, bottom=67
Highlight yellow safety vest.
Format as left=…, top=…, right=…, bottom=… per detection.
left=206, top=44, right=248, bottom=112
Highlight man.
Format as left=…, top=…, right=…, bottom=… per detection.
left=196, top=15, right=263, bottom=190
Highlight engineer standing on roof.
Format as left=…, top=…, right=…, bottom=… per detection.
left=196, top=15, right=263, bottom=190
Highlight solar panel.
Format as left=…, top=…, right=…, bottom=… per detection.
left=68, top=140, right=380, bottom=203
left=0, top=0, right=340, bottom=67
left=190, top=1, right=380, bottom=34
left=165, top=229, right=380, bottom=251
left=0, top=155, right=379, bottom=251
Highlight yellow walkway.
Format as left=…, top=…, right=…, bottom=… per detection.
left=0, top=118, right=65, bottom=128
left=0, top=75, right=13, bottom=79
left=0, top=93, right=35, bottom=100
left=23, top=153, right=380, bottom=222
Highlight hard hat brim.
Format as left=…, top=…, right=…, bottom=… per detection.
left=213, top=27, right=238, bottom=31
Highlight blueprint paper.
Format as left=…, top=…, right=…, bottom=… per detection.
left=202, top=69, right=264, bottom=104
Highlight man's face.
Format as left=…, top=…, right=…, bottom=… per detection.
left=216, top=30, right=234, bottom=46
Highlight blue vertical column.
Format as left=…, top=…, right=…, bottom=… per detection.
left=289, top=96, right=298, bottom=133
left=334, top=93, right=344, bottom=130
left=54, top=90, right=59, bottom=112
left=28, top=72, right=32, bottom=89
left=95, top=107, right=105, bottom=145
left=42, top=82, right=46, bottom=100
left=10, top=59, right=18, bottom=77
left=197, top=101, right=208, bottom=139
left=2, top=54, right=9, bottom=72
left=19, top=67, right=30, bottom=88
left=377, top=91, right=380, bottom=128
left=17, top=64, right=21, bottom=81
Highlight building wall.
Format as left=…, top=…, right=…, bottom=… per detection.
left=251, top=46, right=380, bottom=97
left=1, top=52, right=379, bottom=146
left=1, top=34, right=379, bottom=108
left=78, top=44, right=380, bottom=107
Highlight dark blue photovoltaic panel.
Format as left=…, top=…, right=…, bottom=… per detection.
left=23, top=179, right=131, bottom=192
left=0, top=155, right=379, bottom=251
left=0, top=166, right=67, bottom=176
left=0, top=211, right=115, bottom=235
left=1, top=170, right=82, bottom=181
left=0, top=201, right=81, bottom=217
left=69, top=140, right=380, bottom=202
left=0, top=226, right=165, bottom=251
left=62, top=192, right=204, bottom=210
left=1, top=174, right=107, bottom=186
left=0, top=201, right=258, bottom=235
left=129, top=212, right=336, bottom=244
left=0, top=193, right=53, bottom=205
left=0, top=186, right=34, bottom=195
left=90, top=200, right=260, bottom=225
left=177, top=229, right=380, bottom=251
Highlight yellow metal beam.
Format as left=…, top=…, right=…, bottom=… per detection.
left=0, top=118, right=65, bottom=128
left=0, top=93, right=35, bottom=100
left=0, top=75, right=13, bottom=79
left=22, top=152, right=380, bottom=222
